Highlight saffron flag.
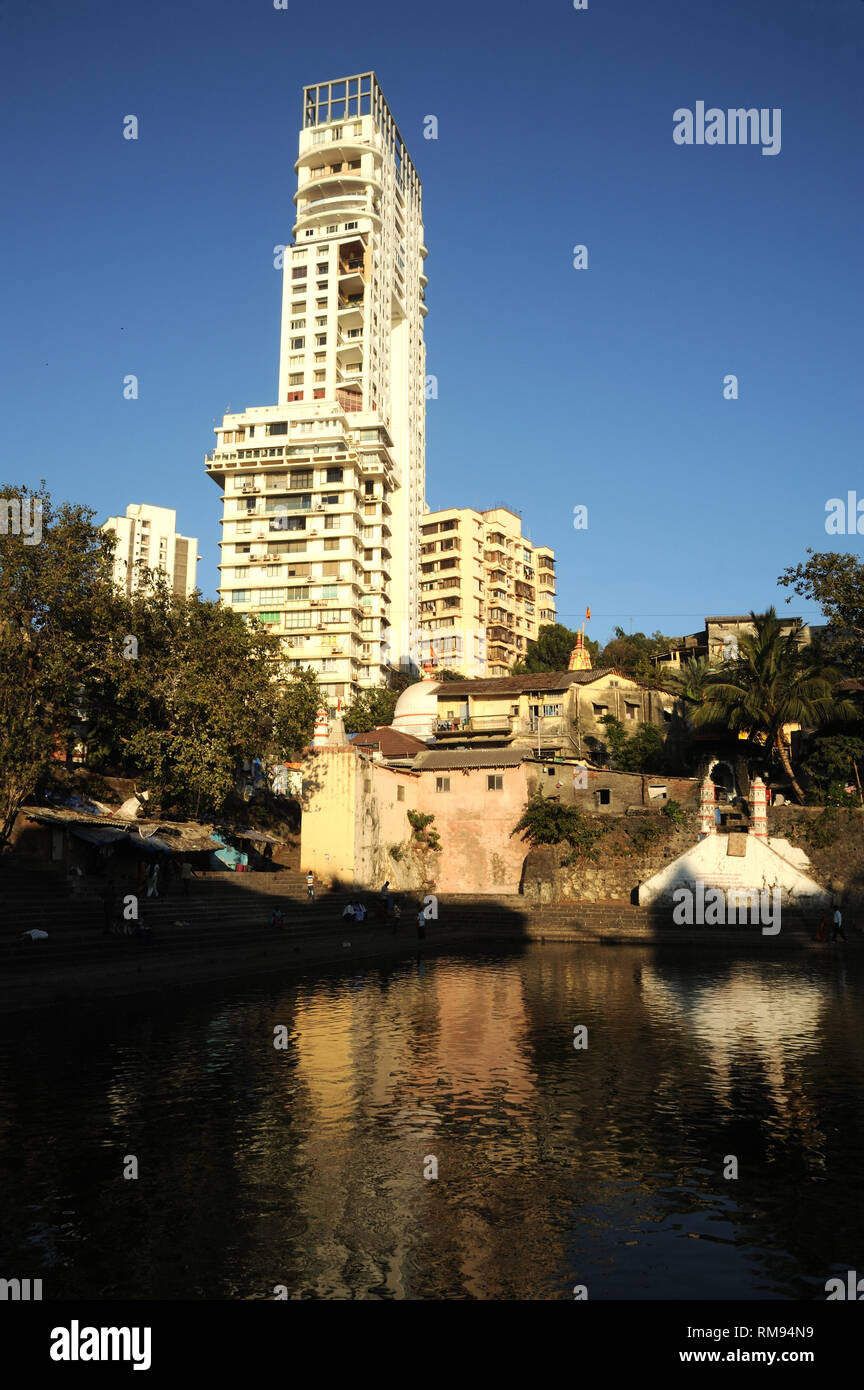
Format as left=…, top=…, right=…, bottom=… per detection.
left=585, top=606, right=591, bottom=620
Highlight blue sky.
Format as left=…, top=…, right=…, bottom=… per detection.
left=2, top=0, right=863, bottom=647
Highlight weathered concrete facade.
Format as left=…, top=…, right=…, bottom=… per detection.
left=433, top=669, right=683, bottom=762
left=300, top=746, right=531, bottom=894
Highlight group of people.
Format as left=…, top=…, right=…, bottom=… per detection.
left=342, top=901, right=368, bottom=922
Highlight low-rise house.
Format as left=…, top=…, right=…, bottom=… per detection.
left=651, top=614, right=816, bottom=674
left=430, top=669, right=683, bottom=763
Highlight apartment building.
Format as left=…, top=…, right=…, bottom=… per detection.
left=418, top=506, right=556, bottom=677
left=102, top=504, right=199, bottom=598
left=206, top=73, right=427, bottom=703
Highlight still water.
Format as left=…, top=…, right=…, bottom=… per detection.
left=1, top=944, right=863, bottom=1300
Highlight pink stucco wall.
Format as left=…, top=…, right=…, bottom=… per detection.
left=415, top=764, right=530, bottom=895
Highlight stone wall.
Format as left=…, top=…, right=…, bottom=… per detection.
left=769, top=805, right=864, bottom=906
left=521, top=809, right=703, bottom=903
left=524, top=765, right=699, bottom=814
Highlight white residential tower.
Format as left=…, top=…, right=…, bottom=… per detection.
left=206, top=73, right=427, bottom=703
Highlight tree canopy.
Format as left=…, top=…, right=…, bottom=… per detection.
left=778, top=550, right=864, bottom=675
left=0, top=484, right=319, bottom=839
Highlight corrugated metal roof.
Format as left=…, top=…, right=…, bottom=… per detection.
left=414, top=749, right=529, bottom=771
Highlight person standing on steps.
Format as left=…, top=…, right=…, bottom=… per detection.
left=306, top=870, right=315, bottom=901
left=832, top=898, right=847, bottom=942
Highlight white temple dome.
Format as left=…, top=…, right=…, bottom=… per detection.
left=392, top=677, right=440, bottom=743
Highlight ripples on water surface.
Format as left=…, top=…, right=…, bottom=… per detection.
left=1, top=944, right=863, bottom=1299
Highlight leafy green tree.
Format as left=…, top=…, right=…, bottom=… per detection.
left=512, top=792, right=605, bottom=860
left=778, top=550, right=864, bottom=675
left=0, top=483, right=120, bottom=847
left=597, top=628, right=673, bottom=681
left=598, top=714, right=669, bottom=773
left=692, top=607, right=856, bottom=803
left=107, top=587, right=318, bottom=817
left=342, top=686, right=401, bottom=733
left=801, top=733, right=864, bottom=805
left=271, top=667, right=320, bottom=761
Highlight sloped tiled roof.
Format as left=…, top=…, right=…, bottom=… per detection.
left=433, top=669, right=621, bottom=698
left=350, top=726, right=428, bottom=756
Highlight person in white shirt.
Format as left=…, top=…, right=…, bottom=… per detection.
left=832, top=901, right=847, bottom=942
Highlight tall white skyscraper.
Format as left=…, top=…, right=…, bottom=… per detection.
left=206, top=73, right=427, bottom=703
left=102, top=503, right=199, bottom=598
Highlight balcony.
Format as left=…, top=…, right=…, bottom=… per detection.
left=434, top=713, right=512, bottom=738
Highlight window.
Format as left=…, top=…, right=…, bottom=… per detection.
left=290, top=319, right=305, bottom=330
left=322, top=493, right=339, bottom=506
left=598, top=789, right=611, bottom=806
left=397, top=786, right=405, bottom=802
left=258, top=612, right=280, bottom=625
left=290, top=337, right=304, bottom=349
left=290, top=471, right=313, bottom=489
left=316, top=335, right=327, bottom=346
left=231, top=590, right=251, bottom=603
left=259, top=588, right=285, bottom=604
left=326, top=467, right=343, bottom=483
left=323, top=538, right=339, bottom=551
left=323, top=515, right=340, bottom=530
left=487, top=775, right=503, bottom=792
left=322, top=585, right=338, bottom=600
left=542, top=704, right=562, bottom=718
left=285, top=391, right=303, bottom=402
left=592, top=704, right=608, bottom=718
left=291, top=268, right=307, bottom=279
left=625, top=703, right=639, bottom=721
left=289, top=374, right=303, bottom=386
left=436, top=777, right=450, bottom=793
left=267, top=422, right=288, bottom=436
left=364, top=481, right=374, bottom=496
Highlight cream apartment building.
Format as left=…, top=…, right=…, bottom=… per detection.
left=206, top=73, right=427, bottom=703
left=102, top=504, right=199, bottom=598
left=418, top=506, right=556, bottom=676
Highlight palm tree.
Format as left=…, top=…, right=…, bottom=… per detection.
left=691, top=608, right=856, bottom=803
left=661, top=655, right=718, bottom=706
